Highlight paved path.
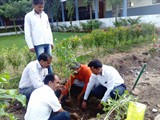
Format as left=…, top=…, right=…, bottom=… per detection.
left=0, top=25, right=24, bottom=36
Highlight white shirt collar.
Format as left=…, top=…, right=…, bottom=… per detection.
left=101, top=65, right=105, bottom=76
left=36, top=60, right=43, bottom=69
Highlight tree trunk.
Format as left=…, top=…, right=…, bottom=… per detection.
left=13, top=20, right=17, bottom=35
left=56, top=19, right=59, bottom=32
left=89, top=4, right=93, bottom=20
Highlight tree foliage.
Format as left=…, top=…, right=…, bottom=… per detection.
left=66, top=0, right=75, bottom=26
left=0, top=0, right=31, bottom=19
left=83, top=0, right=93, bottom=20
left=52, top=0, right=61, bottom=21
left=52, top=0, right=61, bottom=31
left=108, top=0, right=123, bottom=5
left=108, top=0, right=123, bottom=21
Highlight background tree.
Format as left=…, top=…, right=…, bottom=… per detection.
left=0, top=0, right=31, bottom=34
left=108, top=0, right=123, bottom=22
left=66, top=0, right=75, bottom=28
left=84, top=0, right=93, bottom=20
left=52, top=0, right=61, bottom=31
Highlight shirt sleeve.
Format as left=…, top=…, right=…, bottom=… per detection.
left=83, top=74, right=95, bottom=100
left=61, top=74, right=75, bottom=95
left=24, top=14, right=34, bottom=49
left=101, top=78, right=115, bottom=102
left=46, top=15, right=53, bottom=46
left=81, top=69, right=91, bottom=95
left=29, top=68, right=44, bottom=88
left=47, top=89, right=62, bottom=112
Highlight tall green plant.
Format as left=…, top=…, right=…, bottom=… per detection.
left=97, top=91, right=137, bottom=120
left=54, top=37, right=78, bottom=78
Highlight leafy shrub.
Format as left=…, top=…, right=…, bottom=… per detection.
left=113, top=17, right=141, bottom=27
left=0, top=73, right=26, bottom=120
left=80, top=20, right=102, bottom=32
left=80, top=22, right=92, bottom=32
left=113, top=18, right=129, bottom=27
left=22, top=46, right=36, bottom=66
left=140, top=22, right=156, bottom=36
left=127, top=17, right=141, bottom=25
left=71, top=25, right=80, bottom=32
left=5, top=45, right=22, bottom=75
left=0, top=51, right=6, bottom=73
left=59, top=24, right=67, bottom=32
left=90, top=20, right=102, bottom=29
left=91, top=29, right=106, bottom=52
left=81, top=34, right=94, bottom=49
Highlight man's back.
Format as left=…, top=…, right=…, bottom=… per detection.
left=25, top=85, right=61, bottom=120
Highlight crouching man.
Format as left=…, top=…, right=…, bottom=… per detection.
left=82, top=59, right=126, bottom=109
left=25, top=73, right=80, bottom=120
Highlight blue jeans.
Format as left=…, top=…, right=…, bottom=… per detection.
left=19, top=87, right=35, bottom=102
left=34, top=44, right=53, bottom=73
left=48, top=111, right=70, bottom=120
left=92, top=84, right=126, bottom=100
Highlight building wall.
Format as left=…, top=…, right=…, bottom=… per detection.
left=105, top=0, right=153, bottom=11
left=133, top=0, right=152, bottom=7
left=105, top=0, right=160, bottom=18
left=127, top=3, right=160, bottom=16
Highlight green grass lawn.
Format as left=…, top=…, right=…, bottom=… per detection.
left=0, top=32, right=86, bottom=50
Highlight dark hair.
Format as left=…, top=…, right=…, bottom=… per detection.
left=69, top=62, right=80, bottom=70
left=43, top=73, right=55, bottom=85
left=38, top=53, right=52, bottom=61
left=88, top=59, right=102, bottom=69
left=33, top=0, right=44, bottom=5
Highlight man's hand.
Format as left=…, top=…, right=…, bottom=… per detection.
left=58, top=85, right=66, bottom=91
left=81, top=100, right=87, bottom=109
left=97, top=102, right=103, bottom=110
left=30, top=48, right=35, bottom=52
left=70, top=112, right=81, bottom=120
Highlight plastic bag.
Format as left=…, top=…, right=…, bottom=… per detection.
left=125, top=101, right=146, bottom=120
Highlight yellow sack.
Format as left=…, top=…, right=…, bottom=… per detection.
left=126, top=101, right=146, bottom=120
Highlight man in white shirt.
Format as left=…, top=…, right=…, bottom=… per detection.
left=24, top=0, right=53, bottom=73
left=25, top=73, right=80, bottom=120
left=19, top=53, right=52, bottom=100
left=81, top=59, right=126, bottom=109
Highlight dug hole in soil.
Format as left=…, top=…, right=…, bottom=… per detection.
left=8, top=42, right=160, bottom=120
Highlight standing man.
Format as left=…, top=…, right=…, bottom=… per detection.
left=24, top=0, right=53, bottom=73
left=82, top=59, right=126, bottom=109
left=25, top=73, right=80, bottom=120
left=19, top=53, right=52, bottom=100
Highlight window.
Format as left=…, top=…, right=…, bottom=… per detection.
left=128, top=0, right=134, bottom=7
left=153, top=0, right=160, bottom=4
